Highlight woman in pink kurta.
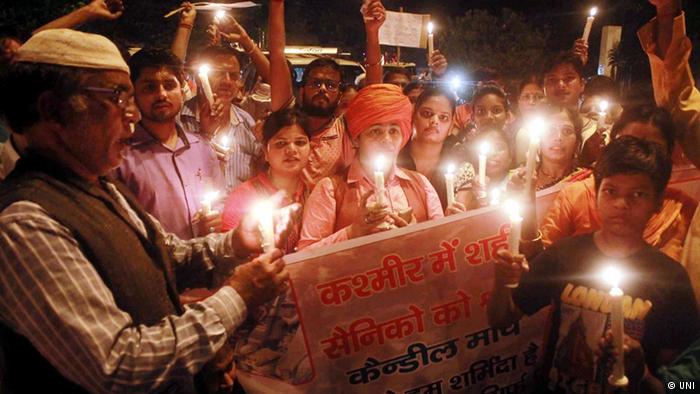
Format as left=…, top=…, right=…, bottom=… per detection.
left=298, top=84, right=446, bottom=250
left=222, top=108, right=310, bottom=253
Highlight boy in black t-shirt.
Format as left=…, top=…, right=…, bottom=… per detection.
left=488, top=137, right=700, bottom=393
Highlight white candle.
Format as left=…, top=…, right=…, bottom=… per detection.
left=201, top=190, right=220, bottom=216
left=253, top=200, right=275, bottom=253
left=427, top=22, right=434, bottom=60
left=504, top=199, right=523, bottom=288
left=374, top=155, right=386, bottom=206
left=582, top=7, right=598, bottom=43
left=478, top=142, right=490, bottom=187
left=445, top=164, right=456, bottom=207
left=602, top=266, right=629, bottom=387
left=524, top=117, right=545, bottom=194
left=598, top=99, right=609, bottom=128
left=198, top=64, right=215, bottom=108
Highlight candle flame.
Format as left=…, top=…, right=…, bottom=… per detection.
left=479, top=141, right=491, bottom=156
left=599, top=100, right=609, bottom=113
left=215, top=10, right=226, bottom=21
left=601, top=265, right=623, bottom=289
left=504, top=199, right=522, bottom=221
left=220, top=135, right=230, bottom=148
left=590, top=7, right=598, bottom=17
left=375, top=155, right=386, bottom=172
left=198, top=64, right=211, bottom=76
left=446, top=163, right=456, bottom=175
left=252, top=199, right=274, bottom=218
left=202, top=190, right=220, bottom=204
left=527, top=116, right=547, bottom=142
left=427, top=22, right=434, bottom=35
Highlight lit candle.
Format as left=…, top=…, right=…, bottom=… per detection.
left=374, top=155, right=386, bottom=206
left=253, top=200, right=275, bottom=253
left=214, top=10, right=226, bottom=23
left=602, top=266, right=629, bottom=388
left=201, top=190, right=220, bottom=216
left=490, top=187, right=502, bottom=206
left=445, top=164, right=456, bottom=207
left=582, top=7, right=598, bottom=44
left=478, top=142, right=490, bottom=187
left=220, top=134, right=231, bottom=152
left=427, top=22, right=434, bottom=60
left=524, top=117, right=545, bottom=194
left=198, top=64, right=215, bottom=108
left=504, top=199, right=523, bottom=288
left=599, top=100, right=612, bottom=144
left=598, top=99, right=609, bottom=128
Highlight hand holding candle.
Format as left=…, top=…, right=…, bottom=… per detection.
left=198, top=64, right=215, bottom=108
left=582, top=7, right=598, bottom=43
left=445, top=163, right=456, bottom=207
left=601, top=266, right=629, bottom=388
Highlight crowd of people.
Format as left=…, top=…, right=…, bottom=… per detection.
left=0, top=0, right=698, bottom=392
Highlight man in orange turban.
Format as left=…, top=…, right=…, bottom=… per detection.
left=344, top=83, right=413, bottom=147
left=298, top=84, right=445, bottom=250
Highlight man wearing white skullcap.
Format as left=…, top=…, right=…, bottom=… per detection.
left=0, top=29, right=290, bottom=393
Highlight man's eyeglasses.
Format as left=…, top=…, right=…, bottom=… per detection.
left=305, top=78, right=341, bottom=92
left=82, top=86, right=132, bottom=109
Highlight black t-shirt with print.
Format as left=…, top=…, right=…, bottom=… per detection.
left=512, top=233, right=700, bottom=393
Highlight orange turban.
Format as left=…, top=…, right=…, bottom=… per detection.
left=345, top=84, right=413, bottom=147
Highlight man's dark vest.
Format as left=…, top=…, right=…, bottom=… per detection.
left=0, top=156, right=200, bottom=393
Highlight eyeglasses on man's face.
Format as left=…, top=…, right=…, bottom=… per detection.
left=305, top=78, right=341, bottom=92
left=82, top=86, right=133, bottom=109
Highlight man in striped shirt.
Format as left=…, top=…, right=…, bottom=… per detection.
left=0, top=29, right=289, bottom=393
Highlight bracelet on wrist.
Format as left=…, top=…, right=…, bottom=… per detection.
left=179, top=22, right=194, bottom=30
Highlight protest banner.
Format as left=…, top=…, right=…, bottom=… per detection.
left=379, top=11, right=430, bottom=49
left=234, top=167, right=700, bottom=393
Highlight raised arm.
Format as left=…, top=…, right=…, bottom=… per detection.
left=362, top=0, right=386, bottom=86
left=269, top=0, right=294, bottom=111
left=216, top=16, right=271, bottom=83
left=33, top=0, right=123, bottom=35
left=171, top=2, right=196, bottom=62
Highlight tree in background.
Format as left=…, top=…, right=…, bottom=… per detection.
left=439, top=9, right=549, bottom=80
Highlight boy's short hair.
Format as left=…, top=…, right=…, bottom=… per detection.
left=543, top=51, right=584, bottom=78
left=594, top=136, right=672, bottom=199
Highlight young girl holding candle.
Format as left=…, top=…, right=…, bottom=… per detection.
left=221, top=108, right=310, bottom=253
left=298, top=84, right=444, bottom=250
left=453, top=129, right=514, bottom=210
left=488, top=137, right=699, bottom=393
left=397, top=87, right=468, bottom=212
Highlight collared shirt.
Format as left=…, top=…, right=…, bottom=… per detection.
left=298, top=159, right=444, bottom=250
left=179, top=99, right=262, bottom=191
left=303, top=116, right=355, bottom=189
left=0, top=137, right=19, bottom=181
left=114, top=123, right=224, bottom=239
left=0, top=182, right=247, bottom=393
